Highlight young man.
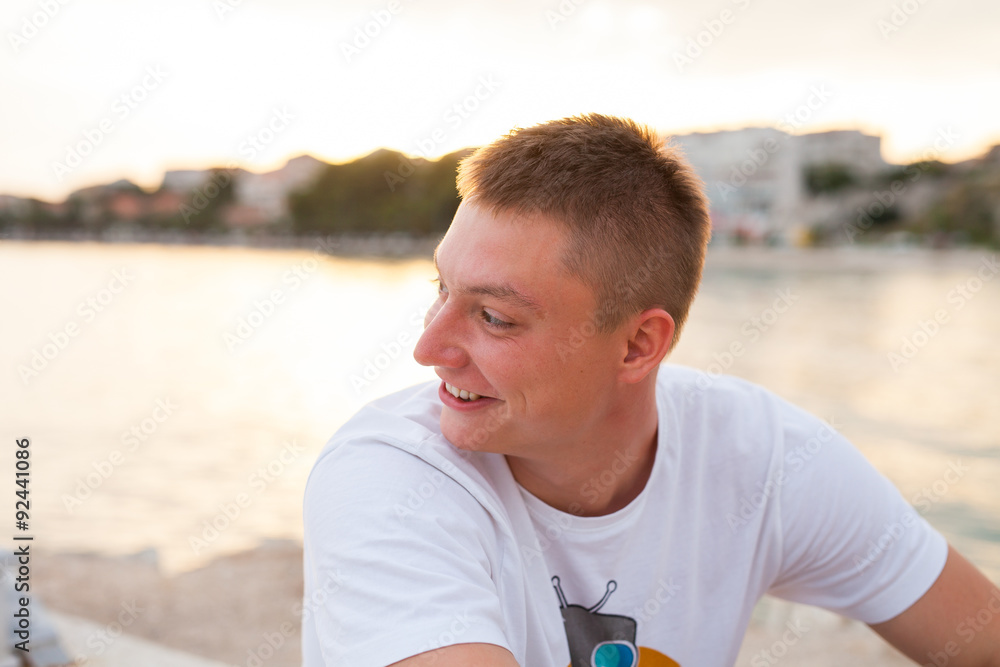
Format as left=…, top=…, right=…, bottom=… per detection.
left=302, top=115, right=1000, bottom=666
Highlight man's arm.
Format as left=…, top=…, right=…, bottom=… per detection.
left=389, top=643, right=520, bottom=667
left=870, top=544, right=1000, bottom=666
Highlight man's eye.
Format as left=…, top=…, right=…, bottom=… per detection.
left=432, top=277, right=511, bottom=329
left=481, top=310, right=513, bottom=329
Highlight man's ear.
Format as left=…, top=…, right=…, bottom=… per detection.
left=620, top=308, right=675, bottom=384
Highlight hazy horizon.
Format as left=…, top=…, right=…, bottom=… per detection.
left=3, top=0, right=999, bottom=202
left=10, top=123, right=1000, bottom=206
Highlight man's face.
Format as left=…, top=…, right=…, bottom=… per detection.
left=413, top=200, right=627, bottom=456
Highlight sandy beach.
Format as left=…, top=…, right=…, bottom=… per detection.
left=37, top=542, right=917, bottom=666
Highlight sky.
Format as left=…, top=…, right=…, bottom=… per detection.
left=1, top=0, right=999, bottom=202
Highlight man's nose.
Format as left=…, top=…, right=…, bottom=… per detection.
left=413, top=300, right=468, bottom=368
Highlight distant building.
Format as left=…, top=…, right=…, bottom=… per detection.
left=148, top=190, right=185, bottom=216
left=155, top=156, right=326, bottom=228
left=670, top=128, right=887, bottom=241
left=796, top=130, right=886, bottom=176
left=221, top=204, right=270, bottom=229
left=107, top=192, right=145, bottom=221
left=671, top=128, right=798, bottom=240
left=0, top=195, right=31, bottom=218
left=161, top=170, right=212, bottom=193
left=231, top=155, right=326, bottom=224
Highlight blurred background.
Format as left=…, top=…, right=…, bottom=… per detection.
left=1, top=0, right=998, bottom=665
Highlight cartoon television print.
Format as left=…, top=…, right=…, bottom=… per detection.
left=552, top=576, right=638, bottom=667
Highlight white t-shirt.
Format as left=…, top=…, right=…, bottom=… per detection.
left=301, top=365, right=947, bottom=667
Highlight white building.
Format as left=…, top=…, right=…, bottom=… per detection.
left=233, top=155, right=326, bottom=221
left=158, top=155, right=327, bottom=228
left=669, top=128, right=887, bottom=241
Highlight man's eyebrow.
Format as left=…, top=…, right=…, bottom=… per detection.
left=433, top=249, right=543, bottom=313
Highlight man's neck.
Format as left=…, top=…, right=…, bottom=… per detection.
left=504, top=387, right=660, bottom=517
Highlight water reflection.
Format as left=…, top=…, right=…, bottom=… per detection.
left=2, top=241, right=997, bottom=577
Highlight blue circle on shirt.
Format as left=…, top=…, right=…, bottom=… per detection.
left=592, top=641, right=636, bottom=667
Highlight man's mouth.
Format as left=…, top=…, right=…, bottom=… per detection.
left=444, top=382, right=487, bottom=402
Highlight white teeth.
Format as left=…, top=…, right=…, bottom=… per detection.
left=445, top=382, right=484, bottom=401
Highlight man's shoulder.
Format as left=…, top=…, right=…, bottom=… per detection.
left=655, top=364, right=836, bottom=458
left=363, top=378, right=444, bottom=433
left=318, top=379, right=442, bottom=457
left=305, top=379, right=508, bottom=524
left=656, top=363, right=786, bottom=425
left=657, top=362, right=783, bottom=397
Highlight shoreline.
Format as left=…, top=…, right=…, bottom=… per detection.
left=2, top=234, right=995, bottom=273
left=36, top=542, right=304, bottom=667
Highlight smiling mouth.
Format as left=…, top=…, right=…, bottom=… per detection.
left=444, top=382, right=488, bottom=402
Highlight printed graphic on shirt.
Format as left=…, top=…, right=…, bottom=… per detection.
left=552, top=576, right=680, bottom=667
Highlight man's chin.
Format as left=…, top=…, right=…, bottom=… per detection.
left=440, top=407, right=511, bottom=454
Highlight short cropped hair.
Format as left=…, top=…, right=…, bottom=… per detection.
left=456, top=114, right=711, bottom=345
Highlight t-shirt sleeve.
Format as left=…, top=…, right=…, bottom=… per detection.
left=765, top=400, right=948, bottom=624
left=302, top=439, right=514, bottom=667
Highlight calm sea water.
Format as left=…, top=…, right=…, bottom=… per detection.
left=2, top=241, right=998, bottom=577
